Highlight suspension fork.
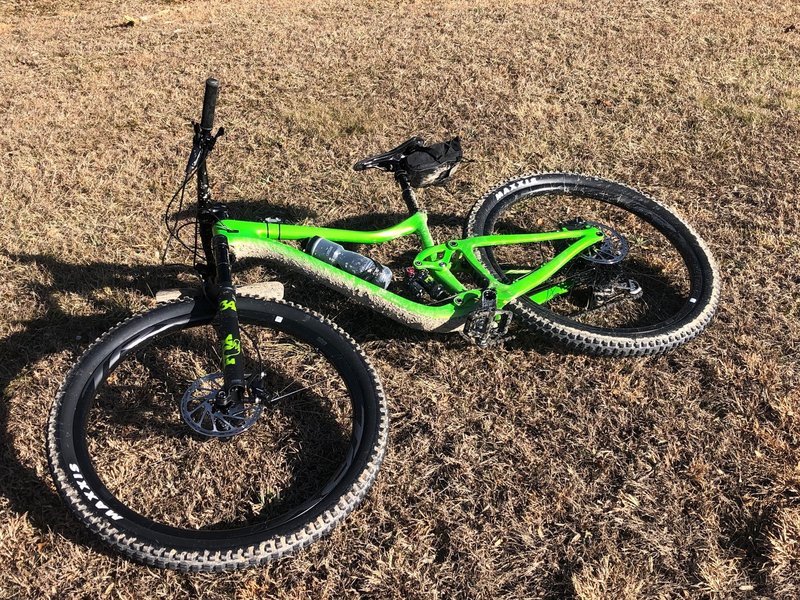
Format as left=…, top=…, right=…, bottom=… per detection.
left=210, top=235, right=246, bottom=405
left=189, top=79, right=244, bottom=403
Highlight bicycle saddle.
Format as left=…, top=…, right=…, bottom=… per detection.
left=353, top=136, right=425, bottom=172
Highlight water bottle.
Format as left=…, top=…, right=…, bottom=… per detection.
left=305, top=237, right=393, bottom=289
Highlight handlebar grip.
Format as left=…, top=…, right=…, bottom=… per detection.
left=200, top=78, right=219, bottom=132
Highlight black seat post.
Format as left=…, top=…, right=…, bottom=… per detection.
left=395, top=172, right=422, bottom=214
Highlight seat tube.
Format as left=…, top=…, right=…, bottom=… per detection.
left=395, top=172, right=421, bottom=214
left=212, top=235, right=246, bottom=403
left=393, top=172, right=436, bottom=247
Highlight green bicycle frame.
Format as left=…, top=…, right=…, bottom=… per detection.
left=213, top=211, right=602, bottom=328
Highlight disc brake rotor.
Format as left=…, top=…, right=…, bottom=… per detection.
left=180, top=373, right=263, bottom=438
left=578, top=220, right=629, bottom=264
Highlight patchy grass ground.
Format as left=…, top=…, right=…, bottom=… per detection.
left=1, top=0, right=799, bottom=597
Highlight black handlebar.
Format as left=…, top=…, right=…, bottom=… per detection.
left=200, top=78, right=219, bottom=132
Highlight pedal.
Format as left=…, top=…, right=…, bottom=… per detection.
left=461, top=289, right=513, bottom=348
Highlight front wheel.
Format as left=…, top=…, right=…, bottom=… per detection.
left=48, top=296, right=388, bottom=571
left=466, top=173, right=720, bottom=356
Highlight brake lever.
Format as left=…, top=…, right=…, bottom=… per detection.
left=185, top=143, right=202, bottom=176
left=209, top=126, right=225, bottom=149
left=184, top=124, right=224, bottom=176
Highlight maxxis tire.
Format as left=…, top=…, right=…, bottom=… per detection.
left=465, top=173, right=721, bottom=356
left=47, top=296, right=388, bottom=571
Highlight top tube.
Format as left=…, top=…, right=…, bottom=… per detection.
left=216, top=212, right=437, bottom=248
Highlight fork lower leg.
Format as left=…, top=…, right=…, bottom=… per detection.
left=211, top=235, right=245, bottom=404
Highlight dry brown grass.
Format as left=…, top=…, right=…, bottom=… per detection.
left=1, top=0, right=799, bottom=597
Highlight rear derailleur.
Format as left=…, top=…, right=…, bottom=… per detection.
left=461, top=289, right=513, bottom=348
left=593, top=277, right=642, bottom=302
left=568, top=270, right=643, bottom=315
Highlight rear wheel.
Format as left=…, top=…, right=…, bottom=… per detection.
left=466, top=173, right=720, bottom=356
left=48, top=296, right=388, bottom=571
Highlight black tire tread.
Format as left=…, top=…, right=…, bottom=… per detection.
left=47, top=296, right=389, bottom=571
left=465, top=172, right=720, bottom=356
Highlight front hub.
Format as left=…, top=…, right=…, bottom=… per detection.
left=180, top=373, right=262, bottom=438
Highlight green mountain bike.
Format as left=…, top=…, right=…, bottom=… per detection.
left=47, top=79, right=720, bottom=571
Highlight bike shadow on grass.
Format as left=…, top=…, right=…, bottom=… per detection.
left=0, top=251, right=389, bottom=554
left=0, top=201, right=559, bottom=551
left=0, top=253, right=197, bottom=555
